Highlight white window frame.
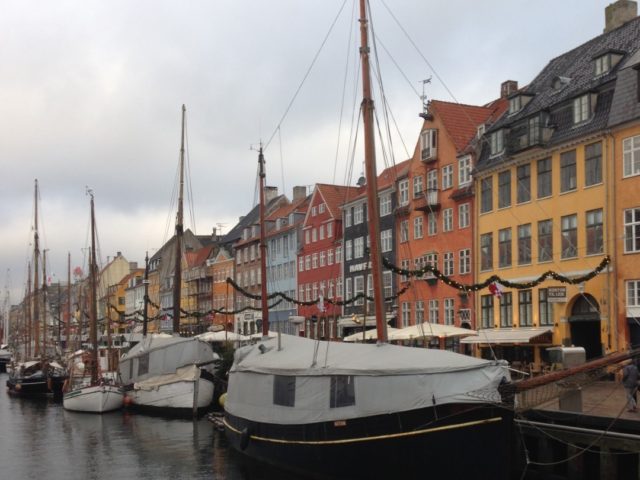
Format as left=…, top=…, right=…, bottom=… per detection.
left=459, top=249, right=471, bottom=275
left=458, top=155, right=472, bottom=186
left=623, top=135, right=640, bottom=178
left=442, top=165, right=453, bottom=190
left=443, top=208, right=453, bottom=232
left=459, top=203, right=470, bottom=229
left=379, top=193, right=392, bottom=216
left=398, top=179, right=409, bottom=206
left=413, top=216, right=423, bottom=239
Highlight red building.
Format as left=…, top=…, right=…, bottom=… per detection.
left=297, top=183, right=360, bottom=339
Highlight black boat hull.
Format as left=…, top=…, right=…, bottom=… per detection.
left=225, top=403, right=514, bottom=480
left=6, top=373, right=67, bottom=399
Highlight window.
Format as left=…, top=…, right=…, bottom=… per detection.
left=519, top=290, right=532, bottom=326
left=354, top=237, right=364, bottom=259
left=380, top=193, right=391, bottom=216
left=528, top=116, right=540, bottom=145
left=311, top=206, right=317, bottom=217
left=499, top=292, right=513, bottom=327
left=444, top=298, right=455, bottom=325
left=516, top=164, right=531, bottom=204
left=624, top=207, right=640, bottom=253
left=318, top=203, right=325, bottom=214
left=442, top=165, right=453, bottom=190
left=538, top=219, right=553, bottom=262
left=595, top=54, right=611, bottom=76
left=273, top=375, right=296, bottom=407
left=398, top=179, right=409, bottom=205
left=420, top=129, right=437, bottom=160
left=327, top=222, right=333, bottom=237
left=481, top=295, right=494, bottom=329
left=345, top=277, right=352, bottom=301
left=327, top=249, right=334, bottom=265
left=345, top=208, right=352, bottom=227
left=623, top=135, right=640, bottom=178
left=400, top=220, right=409, bottom=242
left=298, top=257, right=305, bottom=272
left=381, top=229, right=392, bottom=253
left=413, top=175, right=424, bottom=198
left=518, top=224, right=532, bottom=265
left=539, top=289, right=554, bottom=326
left=459, top=203, right=470, bottom=229
left=400, top=259, right=410, bottom=282
left=561, top=214, right=578, bottom=259
left=428, top=300, right=439, bottom=323
left=345, top=240, right=352, bottom=261
left=509, top=95, right=521, bottom=115
left=335, top=246, right=342, bottom=263
left=312, top=253, right=318, bottom=269
left=585, top=142, right=602, bottom=186
left=573, top=94, right=591, bottom=124
left=354, top=204, right=364, bottom=224
left=498, top=228, right=512, bottom=268
left=427, top=213, right=437, bottom=236
left=560, top=150, right=577, bottom=193
left=415, top=301, right=425, bottom=323
left=383, top=271, right=392, bottom=299
left=627, top=280, right=640, bottom=308
left=459, top=249, right=471, bottom=275
left=427, top=169, right=438, bottom=196
left=319, top=225, right=325, bottom=240
left=320, top=251, right=326, bottom=267
left=498, top=171, right=511, bottom=208
left=413, top=216, right=423, bottom=239
left=480, top=233, right=493, bottom=271
left=459, top=155, right=472, bottom=186
left=401, top=302, right=411, bottom=327
left=305, top=255, right=311, bottom=270
left=312, top=228, right=318, bottom=242
left=490, top=130, right=504, bottom=155
left=354, top=276, right=364, bottom=305
left=537, top=158, right=552, bottom=198
left=443, top=208, right=453, bottom=232
left=330, top=376, right=355, bottom=408
left=586, top=209, right=603, bottom=255
left=480, top=177, right=493, bottom=213
left=443, top=252, right=454, bottom=276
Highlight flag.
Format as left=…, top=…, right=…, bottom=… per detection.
left=489, top=281, right=503, bottom=298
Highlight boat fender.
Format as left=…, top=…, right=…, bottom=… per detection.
left=240, top=427, right=251, bottom=451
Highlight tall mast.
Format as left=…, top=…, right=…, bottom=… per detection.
left=26, top=267, right=31, bottom=358
left=173, top=104, right=186, bottom=334
left=89, top=192, right=99, bottom=385
left=258, top=146, right=269, bottom=338
left=33, top=179, right=41, bottom=356
left=143, top=252, right=149, bottom=337
left=42, top=249, right=47, bottom=358
left=359, top=0, right=387, bottom=343
left=66, top=253, right=71, bottom=352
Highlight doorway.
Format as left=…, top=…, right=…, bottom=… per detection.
left=568, top=294, right=602, bottom=360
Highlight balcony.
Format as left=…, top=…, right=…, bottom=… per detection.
left=414, top=189, right=441, bottom=213
left=421, top=147, right=437, bottom=163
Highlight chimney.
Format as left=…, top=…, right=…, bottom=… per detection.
left=264, top=186, right=278, bottom=204
left=500, top=80, right=518, bottom=99
left=605, top=0, right=637, bottom=32
left=292, top=186, right=306, bottom=202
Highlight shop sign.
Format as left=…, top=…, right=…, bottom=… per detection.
left=547, top=286, right=567, bottom=303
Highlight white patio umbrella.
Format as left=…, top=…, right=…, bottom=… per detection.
left=388, top=322, right=477, bottom=341
left=343, top=327, right=400, bottom=342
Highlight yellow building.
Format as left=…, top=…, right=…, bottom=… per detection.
left=466, top=10, right=640, bottom=366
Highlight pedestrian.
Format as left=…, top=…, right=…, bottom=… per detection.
left=622, top=360, right=639, bottom=412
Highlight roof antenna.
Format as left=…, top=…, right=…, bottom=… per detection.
left=419, top=77, right=432, bottom=119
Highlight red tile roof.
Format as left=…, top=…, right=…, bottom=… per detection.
left=316, top=184, right=362, bottom=219
left=430, top=100, right=508, bottom=153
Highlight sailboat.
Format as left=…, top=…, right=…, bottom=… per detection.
left=222, top=3, right=513, bottom=479
left=63, top=190, right=124, bottom=413
left=118, top=105, right=219, bottom=417
left=6, top=179, right=68, bottom=398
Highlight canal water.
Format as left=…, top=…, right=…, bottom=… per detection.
left=0, top=372, right=298, bottom=480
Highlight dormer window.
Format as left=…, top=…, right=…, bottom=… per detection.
left=477, top=124, right=485, bottom=139
left=509, top=96, right=522, bottom=115
left=593, top=50, right=624, bottom=77
left=573, top=94, right=594, bottom=124
left=595, top=54, right=611, bottom=76
left=552, top=76, right=571, bottom=91
left=420, top=129, right=437, bottom=161
left=490, top=130, right=504, bottom=156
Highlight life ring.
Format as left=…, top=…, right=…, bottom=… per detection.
left=239, top=427, right=251, bottom=451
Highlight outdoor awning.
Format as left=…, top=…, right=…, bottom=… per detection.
left=343, top=327, right=400, bottom=342
left=460, top=327, right=553, bottom=345
left=338, top=313, right=395, bottom=329
left=389, top=322, right=477, bottom=340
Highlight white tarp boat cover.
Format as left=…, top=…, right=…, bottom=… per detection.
left=119, top=334, right=216, bottom=384
left=226, top=335, right=510, bottom=425
left=134, top=364, right=200, bottom=391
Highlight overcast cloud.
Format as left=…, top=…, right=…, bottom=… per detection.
left=0, top=0, right=613, bottom=304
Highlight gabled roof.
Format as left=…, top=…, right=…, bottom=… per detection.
left=343, top=158, right=412, bottom=204
left=430, top=100, right=508, bottom=153
left=185, top=245, right=215, bottom=269
left=311, top=184, right=361, bottom=221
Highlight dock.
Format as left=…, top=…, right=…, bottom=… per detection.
left=516, top=380, right=640, bottom=480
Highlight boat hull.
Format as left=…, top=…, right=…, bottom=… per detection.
left=124, top=375, right=214, bottom=417
left=6, top=375, right=50, bottom=397
left=63, top=384, right=124, bottom=413
left=225, top=403, right=513, bottom=480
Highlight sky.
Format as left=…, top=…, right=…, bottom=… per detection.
left=0, top=0, right=617, bottom=307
